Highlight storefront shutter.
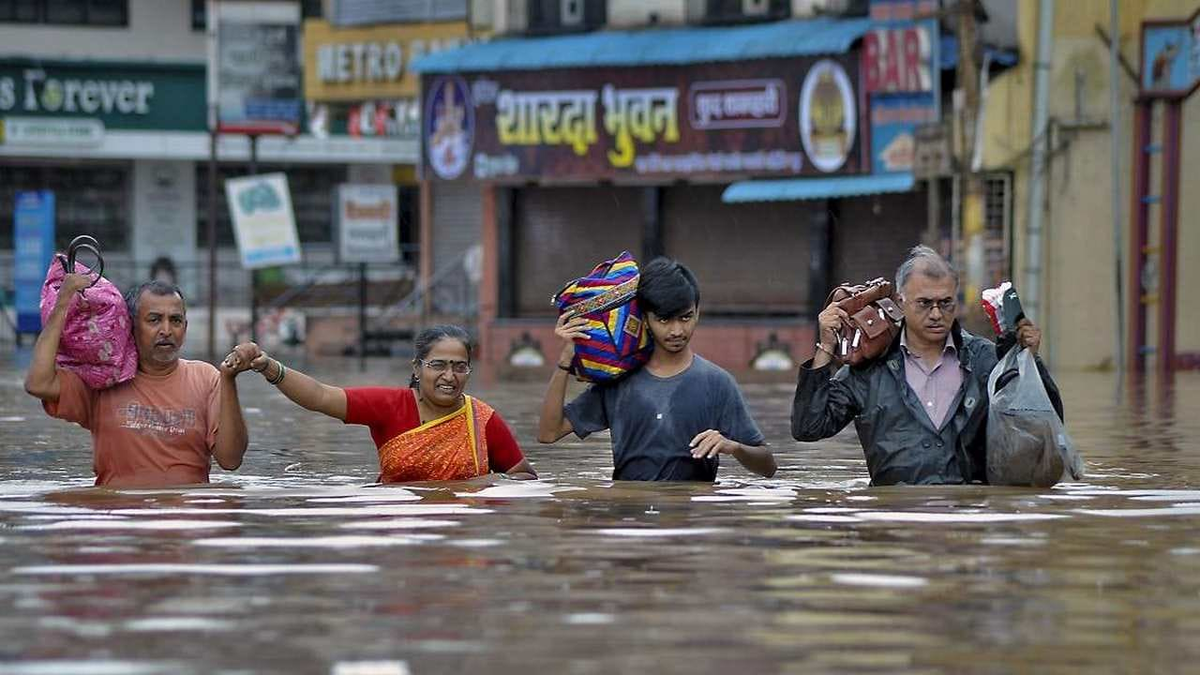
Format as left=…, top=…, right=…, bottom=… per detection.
left=662, top=185, right=812, bottom=316
left=830, top=190, right=926, bottom=291
left=512, top=186, right=641, bottom=317
left=431, top=180, right=483, bottom=315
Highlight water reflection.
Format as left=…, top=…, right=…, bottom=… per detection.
left=1, top=357, right=1199, bottom=673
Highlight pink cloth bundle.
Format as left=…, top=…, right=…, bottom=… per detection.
left=40, top=255, right=137, bottom=390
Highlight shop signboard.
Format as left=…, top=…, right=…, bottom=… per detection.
left=225, top=173, right=302, bottom=269
left=307, top=99, right=419, bottom=140
left=0, top=60, right=207, bottom=132
left=13, top=190, right=55, bottom=333
left=336, top=184, right=400, bottom=264
left=303, top=19, right=473, bottom=102
left=865, top=0, right=940, bottom=175
left=420, top=55, right=863, bottom=182
left=210, top=1, right=303, bottom=135
left=0, top=117, right=104, bottom=146
left=1141, top=8, right=1200, bottom=97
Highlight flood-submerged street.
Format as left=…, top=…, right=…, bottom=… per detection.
left=0, top=358, right=1197, bottom=674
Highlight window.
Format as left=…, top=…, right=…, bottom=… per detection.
left=0, top=163, right=131, bottom=250
left=0, top=0, right=127, bottom=25
left=192, top=0, right=321, bottom=31
left=983, top=172, right=1013, bottom=286
left=195, top=164, right=346, bottom=247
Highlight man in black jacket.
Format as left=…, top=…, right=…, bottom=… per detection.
left=791, top=245, right=1062, bottom=485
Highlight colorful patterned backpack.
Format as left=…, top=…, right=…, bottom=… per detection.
left=39, top=236, right=138, bottom=390
left=552, top=251, right=653, bottom=383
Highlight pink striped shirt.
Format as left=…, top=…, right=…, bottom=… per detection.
left=900, top=329, right=964, bottom=429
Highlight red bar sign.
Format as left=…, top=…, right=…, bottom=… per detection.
left=863, top=27, right=933, bottom=93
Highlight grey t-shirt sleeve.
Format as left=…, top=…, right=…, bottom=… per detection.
left=564, top=384, right=609, bottom=439
left=716, top=372, right=766, bottom=446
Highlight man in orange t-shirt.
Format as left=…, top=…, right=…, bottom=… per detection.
left=25, top=276, right=251, bottom=487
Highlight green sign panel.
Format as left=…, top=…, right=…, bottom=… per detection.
left=0, top=59, right=207, bottom=132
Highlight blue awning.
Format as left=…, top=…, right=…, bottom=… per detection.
left=412, top=17, right=873, bottom=73
left=721, top=173, right=916, bottom=203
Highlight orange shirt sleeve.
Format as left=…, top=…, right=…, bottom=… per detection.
left=42, top=368, right=96, bottom=430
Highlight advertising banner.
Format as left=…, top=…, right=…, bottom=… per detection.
left=336, top=184, right=400, bottom=264
left=225, top=173, right=301, bottom=269
left=1141, top=9, right=1200, bottom=97
left=0, top=59, right=207, bottom=132
left=865, top=0, right=940, bottom=175
left=13, top=190, right=55, bottom=333
left=421, top=55, right=863, bottom=182
left=210, top=1, right=303, bottom=135
left=303, top=19, right=473, bottom=102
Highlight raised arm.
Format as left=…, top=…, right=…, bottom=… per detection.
left=791, top=302, right=864, bottom=441
left=225, top=342, right=348, bottom=421
left=24, top=273, right=92, bottom=402
left=536, top=313, right=589, bottom=443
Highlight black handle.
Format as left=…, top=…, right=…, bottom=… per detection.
left=65, top=235, right=105, bottom=288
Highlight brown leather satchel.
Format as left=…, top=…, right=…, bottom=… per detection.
left=824, top=278, right=904, bottom=366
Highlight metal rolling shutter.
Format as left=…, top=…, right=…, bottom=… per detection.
left=830, top=190, right=926, bottom=291
left=513, top=186, right=642, bottom=317
left=662, top=185, right=812, bottom=316
left=432, top=181, right=483, bottom=276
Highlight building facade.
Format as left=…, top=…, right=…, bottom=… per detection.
left=415, top=0, right=957, bottom=379
left=981, top=0, right=1200, bottom=371
left=0, top=0, right=416, bottom=348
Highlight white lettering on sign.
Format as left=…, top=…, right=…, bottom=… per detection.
left=0, top=77, right=15, bottom=109
left=688, top=79, right=786, bottom=130
left=8, top=69, right=154, bottom=115
left=863, top=27, right=932, bottom=93
left=317, top=41, right=405, bottom=84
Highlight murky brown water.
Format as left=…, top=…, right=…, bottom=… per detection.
left=1, top=354, right=1199, bottom=674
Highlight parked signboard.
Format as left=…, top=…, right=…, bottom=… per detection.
left=336, top=184, right=400, bottom=264
left=225, top=173, right=301, bottom=269
left=13, top=190, right=55, bottom=333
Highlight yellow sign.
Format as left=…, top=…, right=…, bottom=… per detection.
left=303, top=19, right=473, bottom=102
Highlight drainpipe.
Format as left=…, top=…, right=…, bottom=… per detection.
left=1109, top=0, right=1125, bottom=384
left=1025, top=0, right=1054, bottom=325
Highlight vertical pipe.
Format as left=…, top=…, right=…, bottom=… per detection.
left=207, top=125, right=218, bottom=362
left=419, top=180, right=433, bottom=320
left=1158, top=101, right=1182, bottom=373
left=1129, top=102, right=1151, bottom=373
left=807, top=199, right=832, bottom=316
left=1109, top=0, right=1125, bottom=385
left=358, top=262, right=367, bottom=372
left=248, top=135, right=259, bottom=345
left=1024, top=0, right=1055, bottom=324
left=924, top=178, right=940, bottom=247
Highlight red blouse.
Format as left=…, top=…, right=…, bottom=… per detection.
left=343, top=387, right=524, bottom=472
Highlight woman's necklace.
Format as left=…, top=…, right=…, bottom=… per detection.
left=416, top=394, right=465, bottom=424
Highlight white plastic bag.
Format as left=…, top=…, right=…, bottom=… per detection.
left=986, top=348, right=1084, bottom=486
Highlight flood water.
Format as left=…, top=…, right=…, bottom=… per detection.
left=1, top=354, right=1199, bottom=674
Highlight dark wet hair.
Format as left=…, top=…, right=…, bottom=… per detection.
left=409, top=324, right=473, bottom=388
left=124, top=280, right=186, bottom=320
left=637, top=257, right=700, bottom=320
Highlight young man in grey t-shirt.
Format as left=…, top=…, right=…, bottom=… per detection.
left=537, top=258, right=776, bottom=481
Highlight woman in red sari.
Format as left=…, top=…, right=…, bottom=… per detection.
left=226, top=325, right=536, bottom=482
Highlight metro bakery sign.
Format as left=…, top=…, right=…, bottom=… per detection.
left=0, top=60, right=207, bottom=131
